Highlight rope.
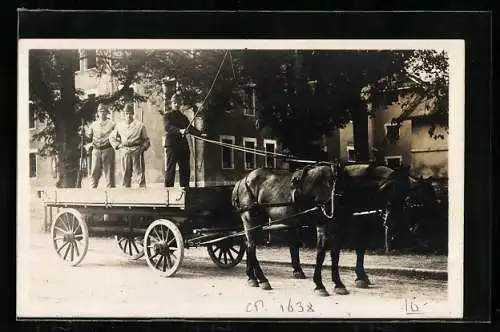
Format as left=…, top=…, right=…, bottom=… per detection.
left=185, top=50, right=229, bottom=132
left=190, top=133, right=333, bottom=165
left=198, top=206, right=320, bottom=245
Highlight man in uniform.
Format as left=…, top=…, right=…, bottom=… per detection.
left=86, top=103, right=116, bottom=188
left=109, top=104, right=151, bottom=188
left=163, top=94, right=202, bottom=187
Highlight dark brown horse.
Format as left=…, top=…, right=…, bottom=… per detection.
left=231, top=162, right=338, bottom=293
left=232, top=162, right=437, bottom=296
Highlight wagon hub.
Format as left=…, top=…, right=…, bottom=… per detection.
left=63, top=233, right=75, bottom=242
left=154, top=241, right=172, bottom=256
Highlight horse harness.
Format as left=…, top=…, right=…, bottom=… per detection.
left=232, top=162, right=340, bottom=222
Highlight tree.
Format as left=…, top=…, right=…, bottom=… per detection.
left=236, top=50, right=411, bottom=163
left=29, top=49, right=236, bottom=187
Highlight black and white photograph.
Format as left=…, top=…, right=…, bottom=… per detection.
left=17, top=39, right=464, bottom=319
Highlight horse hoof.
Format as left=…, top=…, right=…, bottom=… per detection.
left=259, top=281, right=272, bottom=290
left=247, top=279, right=259, bottom=287
left=314, top=288, right=330, bottom=297
left=355, top=279, right=370, bottom=289
left=334, top=287, right=350, bottom=295
left=293, top=271, right=306, bottom=279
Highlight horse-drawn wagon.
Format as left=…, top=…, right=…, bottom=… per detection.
left=37, top=186, right=251, bottom=277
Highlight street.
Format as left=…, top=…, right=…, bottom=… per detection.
left=17, top=232, right=451, bottom=320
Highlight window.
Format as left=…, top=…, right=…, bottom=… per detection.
left=385, top=156, right=403, bottom=169
left=29, top=101, right=35, bottom=129
left=264, top=139, right=277, bottom=169
left=242, top=85, right=256, bottom=116
left=385, top=123, right=400, bottom=142
left=29, top=151, right=37, bottom=178
left=347, top=145, right=356, bottom=162
left=220, top=135, right=235, bottom=170
left=243, top=137, right=257, bottom=170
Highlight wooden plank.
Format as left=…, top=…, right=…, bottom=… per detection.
left=39, top=187, right=187, bottom=208
left=106, top=188, right=185, bottom=207
left=54, top=188, right=108, bottom=205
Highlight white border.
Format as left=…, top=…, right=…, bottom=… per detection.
left=18, top=39, right=464, bottom=319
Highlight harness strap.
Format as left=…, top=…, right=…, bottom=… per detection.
left=199, top=206, right=320, bottom=245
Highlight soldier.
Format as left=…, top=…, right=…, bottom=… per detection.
left=109, top=104, right=151, bottom=188
left=86, top=103, right=116, bottom=188
left=163, top=94, right=203, bottom=187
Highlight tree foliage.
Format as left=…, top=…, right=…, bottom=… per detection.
left=28, top=48, right=449, bottom=186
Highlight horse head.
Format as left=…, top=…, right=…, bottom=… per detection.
left=407, top=175, right=439, bottom=210
left=291, top=162, right=337, bottom=207
left=377, top=165, right=413, bottom=207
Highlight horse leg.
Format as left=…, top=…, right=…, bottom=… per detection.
left=242, top=212, right=258, bottom=287
left=243, top=212, right=272, bottom=290
left=329, top=220, right=349, bottom=295
left=312, top=225, right=329, bottom=296
left=353, top=217, right=371, bottom=288
left=289, top=225, right=306, bottom=279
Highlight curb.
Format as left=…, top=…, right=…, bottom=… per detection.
left=256, top=260, right=448, bottom=281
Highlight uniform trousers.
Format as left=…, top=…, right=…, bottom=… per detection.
left=90, top=146, right=115, bottom=188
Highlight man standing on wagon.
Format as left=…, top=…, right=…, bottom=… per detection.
left=109, top=104, right=151, bottom=188
left=86, top=103, right=116, bottom=188
left=163, top=93, right=203, bottom=187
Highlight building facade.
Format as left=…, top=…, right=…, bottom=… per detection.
left=29, top=50, right=285, bottom=189
left=328, top=90, right=449, bottom=181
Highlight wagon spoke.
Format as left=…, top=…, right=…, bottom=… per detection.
left=73, top=223, right=81, bottom=234
left=149, top=251, right=159, bottom=261
left=54, top=226, right=66, bottom=234
left=74, top=234, right=84, bottom=241
left=155, top=255, right=164, bottom=269
left=57, top=241, right=70, bottom=254
left=217, top=249, right=223, bottom=262
left=164, top=254, right=171, bottom=271
left=69, top=215, right=78, bottom=233
left=132, top=240, right=140, bottom=254
left=53, top=236, right=65, bottom=241
left=154, top=228, right=163, bottom=242
left=70, top=242, right=74, bottom=262
left=167, top=237, right=176, bottom=246
left=73, top=240, right=80, bottom=257
left=63, top=242, right=71, bottom=260
left=163, top=226, right=170, bottom=243
left=60, top=214, right=69, bottom=231
left=224, top=251, right=228, bottom=264
left=226, top=249, right=235, bottom=261
left=229, top=247, right=240, bottom=255
left=170, top=252, right=177, bottom=260
left=127, top=240, right=132, bottom=256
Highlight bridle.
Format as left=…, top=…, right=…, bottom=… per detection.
left=291, top=161, right=340, bottom=220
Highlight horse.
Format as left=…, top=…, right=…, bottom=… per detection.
left=286, top=163, right=439, bottom=295
left=232, top=161, right=438, bottom=296
left=231, top=162, right=339, bottom=293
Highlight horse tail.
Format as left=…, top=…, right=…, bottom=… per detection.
left=231, top=179, right=242, bottom=210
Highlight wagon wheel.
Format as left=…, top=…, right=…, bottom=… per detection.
left=207, top=237, right=246, bottom=269
left=115, top=234, right=145, bottom=260
left=144, top=219, right=184, bottom=277
left=51, top=208, right=89, bottom=266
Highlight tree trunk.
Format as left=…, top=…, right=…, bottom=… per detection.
left=351, top=103, right=371, bottom=163
left=54, top=50, right=81, bottom=188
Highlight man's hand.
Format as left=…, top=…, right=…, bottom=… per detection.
left=84, top=143, right=93, bottom=152
left=179, top=128, right=186, bottom=136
